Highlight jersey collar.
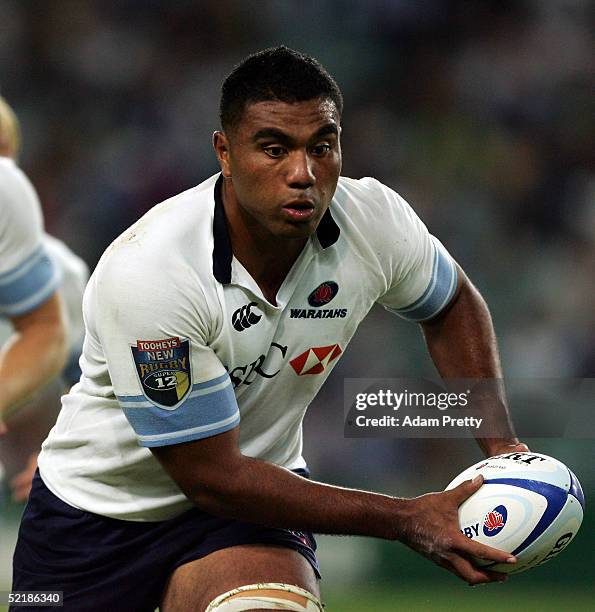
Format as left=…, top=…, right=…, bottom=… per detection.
left=212, top=174, right=340, bottom=285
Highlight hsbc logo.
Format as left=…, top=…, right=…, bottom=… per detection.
left=232, top=302, right=262, bottom=332
left=290, top=344, right=342, bottom=376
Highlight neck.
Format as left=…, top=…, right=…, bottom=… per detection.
left=222, top=179, right=308, bottom=302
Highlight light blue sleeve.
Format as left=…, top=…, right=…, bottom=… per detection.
left=384, top=238, right=458, bottom=322
left=117, top=373, right=240, bottom=448
left=0, top=244, right=62, bottom=316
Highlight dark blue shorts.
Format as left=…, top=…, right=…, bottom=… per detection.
left=11, top=470, right=319, bottom=612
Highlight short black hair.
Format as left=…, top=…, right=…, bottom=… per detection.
left=220, top=46, right=343, bottom=130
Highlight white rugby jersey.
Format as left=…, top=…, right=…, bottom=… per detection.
left=39, top=174, right=457, bottom=520
left=0, top=234, right=88, bottom=385
left=0, top=157, right=61, bottom=317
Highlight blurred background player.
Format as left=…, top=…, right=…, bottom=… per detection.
left=0, top=95, right=89, bottom=505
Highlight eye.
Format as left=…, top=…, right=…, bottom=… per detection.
left=311, top=143, right=331, bottom=156
left=263, top=146, right=286, bottom=158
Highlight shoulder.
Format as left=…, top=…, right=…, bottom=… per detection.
left=0, top=157, right=43, bottom=228
left=0, top=158, right=48, bottom=280
left=91, top=175, right=220, bottom=322
left=334, top=176, right=417, bottom=225
left=0, top=156, right=26, bottom=189
left=0, top=157, right=41, bottom=212
left=335, top=175, right=386, bottom=200
left=99, top=175, right=217, bottom=277
left=332, top=176, right=426, bottom=245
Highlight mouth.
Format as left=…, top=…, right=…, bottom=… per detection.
left=282, top=200, right=316, bottom=221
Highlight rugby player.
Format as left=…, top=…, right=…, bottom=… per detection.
left=0, top=96, right=67, bottom=433
left=12, top=48, right=528, bottom=612
left=0, top=96, right=89, bottom=501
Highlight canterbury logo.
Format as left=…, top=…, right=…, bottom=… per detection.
left=232, top=302, right=262, bottom=331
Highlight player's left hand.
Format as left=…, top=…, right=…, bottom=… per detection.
left=486, top=441, right=530, bottom=457
left=396, top=475, right=515, bottom=585
left=10, top=453, right=39, bottom=502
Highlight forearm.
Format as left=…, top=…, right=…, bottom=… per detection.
left=0, top=302, right=67, bottom=419
left=153, top=422, right=517, bottom=585
left=421, top=272, right=519, bottom=455
left=172, top=451, right=403, bottom=539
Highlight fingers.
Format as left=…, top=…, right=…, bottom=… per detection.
left=450, top=474, right=483, bottom=504
left=456, top=534, right=516, bottom=566
left=511, top=443, right=530, bottom=453
left=446, top=554, right=508, bottom=585
left=488, top=441, right=530, bottom=456
left=0, top=419, right=7, bottom=435
left=443, top=479, right=517, bottom=566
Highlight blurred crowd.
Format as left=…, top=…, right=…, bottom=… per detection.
left=1, top=1, right=593, bottom=485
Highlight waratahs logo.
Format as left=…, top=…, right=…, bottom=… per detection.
left=483, top=505, right=508, bottom=536
left=308, top=281, right=338, bottom=307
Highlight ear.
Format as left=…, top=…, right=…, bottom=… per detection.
left=213, top=131, right=232, bottom=178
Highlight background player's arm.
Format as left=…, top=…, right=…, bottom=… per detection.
left=151, top=427, right=515, bottom=585
left=0, top=292, right=67, bottom=431
left=420, top=264, right=528, bottom=458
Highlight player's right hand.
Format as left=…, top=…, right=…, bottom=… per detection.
left=396, top=475, right=516, bottom=585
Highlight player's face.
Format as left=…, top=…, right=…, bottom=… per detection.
left=215, top=98, right=342, bottom=241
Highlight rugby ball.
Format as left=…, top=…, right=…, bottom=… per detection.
left=445, top=452, right=584, bottom=574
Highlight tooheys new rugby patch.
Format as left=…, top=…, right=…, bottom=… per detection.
left=131, top=337, right=192, bottom=409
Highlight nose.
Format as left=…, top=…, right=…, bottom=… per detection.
left=286, top=150, right=315, bottom=189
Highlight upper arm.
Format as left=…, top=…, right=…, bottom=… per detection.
left=149, top=426, right=243, bottom=501
left=0, top=164, right=62, bottom=317
left=370, top=180, right=459, bottom=322
left=418, top=261, right=466, bottom=325
left=92, top=252, right=240, bottom=449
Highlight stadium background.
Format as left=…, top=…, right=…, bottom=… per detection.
left=0, top=1, right=593, bottom=610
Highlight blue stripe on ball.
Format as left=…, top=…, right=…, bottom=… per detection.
left=483, top=478, right=568, bottom=555
left=567, top=468, right=585, bottom=510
